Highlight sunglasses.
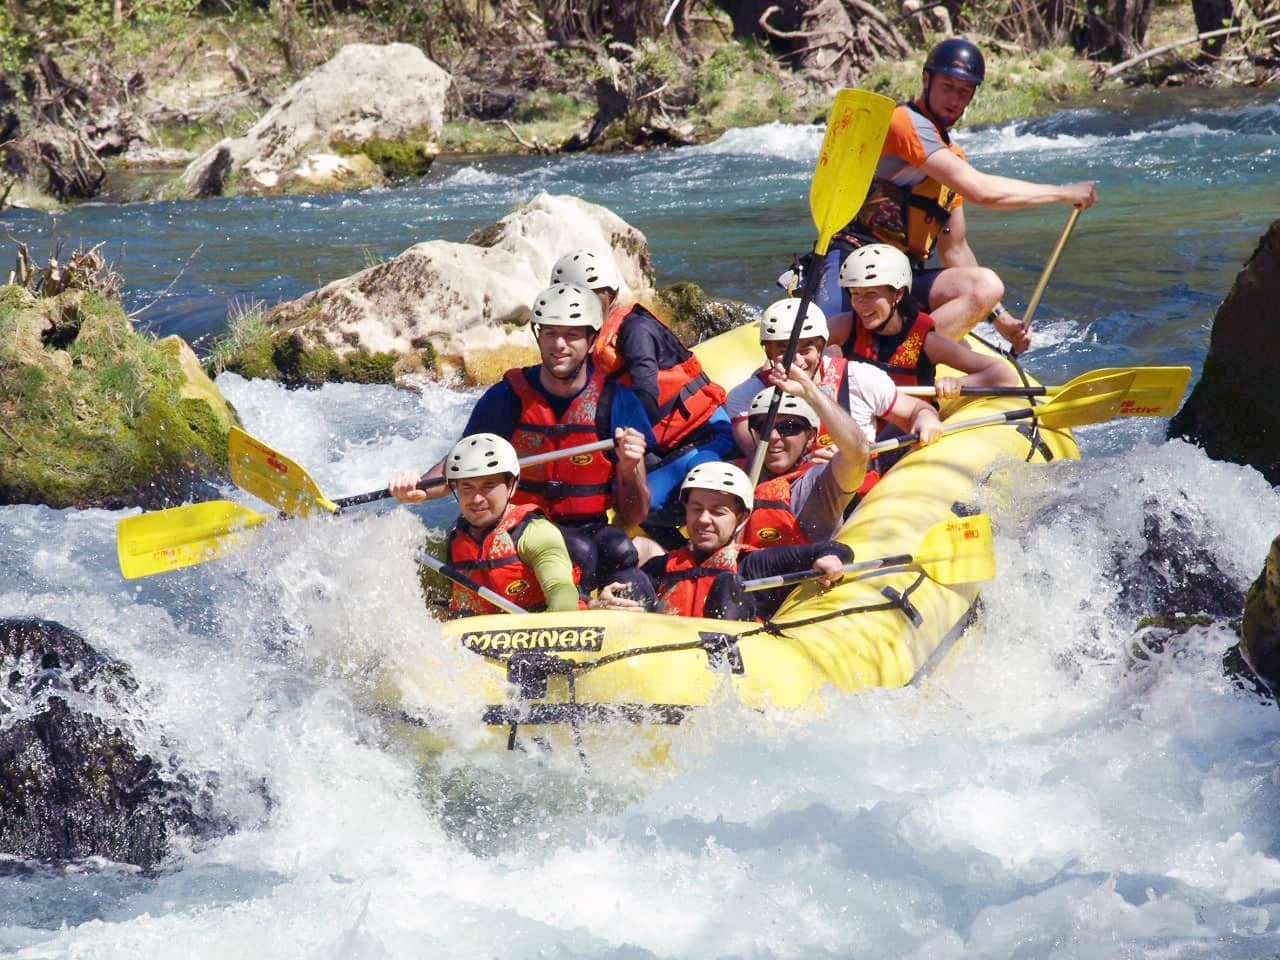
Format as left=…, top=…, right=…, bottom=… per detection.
left=748, top=416, right=811, bottom=438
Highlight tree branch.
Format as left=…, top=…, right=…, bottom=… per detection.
left=1100, top=11, right=1280, bottom=80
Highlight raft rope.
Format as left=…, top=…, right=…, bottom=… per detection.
left=482, top=568, right=932, bottom=751
left=969, top=330, right=1043, bottom=463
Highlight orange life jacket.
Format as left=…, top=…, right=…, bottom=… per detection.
left=851, top=312, right=937, bottom=388
left=847, top=102, right=966, bottom=264
left=447, top=502, right=553, bottom=616
left=505, top=366, right=615, bottom=525
left=743, top=461, right=817, bottom=548
left=654, top=541, right=755, bottom=618
left=594, top=302, right=727, bottom=453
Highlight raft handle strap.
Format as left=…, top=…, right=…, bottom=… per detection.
left=700, top=632, right=745, bottom=675
left=880, top=586, right=924, bottom=628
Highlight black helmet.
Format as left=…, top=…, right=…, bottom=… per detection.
left=924, top=37, right=985, bottom=86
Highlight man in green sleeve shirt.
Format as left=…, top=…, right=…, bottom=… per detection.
left=392, top=434, right=582, bottom=616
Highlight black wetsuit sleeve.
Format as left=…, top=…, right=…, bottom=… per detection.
left=463, top=378, right=521, bottom=437
left=616, top=319, right=664, bottom=421
left=738, top=541, right=854, bottom=581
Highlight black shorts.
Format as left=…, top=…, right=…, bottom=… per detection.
left=911, top=267, right=946, bottom=308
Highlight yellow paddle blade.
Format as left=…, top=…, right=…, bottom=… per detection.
left=1050, top=366, right=1191, bottom=418
left=915, top=514, right=996, bottom=585
left=228, top=426, right=338, bottom=518
left=117, top=500, right=269, bottom=580
left=810, top=89, right=895, bottom=256
left=1032, top=371, right=1136, bottom=429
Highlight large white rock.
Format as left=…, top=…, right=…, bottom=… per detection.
left=266, top=192, right=653, bottom=368
left=183, top=43, right=450, bottom=195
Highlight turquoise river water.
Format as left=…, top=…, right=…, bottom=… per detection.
left=1, top=86, right=1280, bottom=958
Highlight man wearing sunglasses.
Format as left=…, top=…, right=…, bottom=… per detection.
left=740, top=353, right=943, bottom=547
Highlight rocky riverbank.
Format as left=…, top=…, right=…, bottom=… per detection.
left=5, top=1, right=1276, bottom=209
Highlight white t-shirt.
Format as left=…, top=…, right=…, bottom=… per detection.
left=844, top=360, right=898, bottom=443
left=726, top=357, right=898, bottom=444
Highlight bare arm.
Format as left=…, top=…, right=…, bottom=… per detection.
left=883, top=393, right=943, bottom=445
left=765, top=361, right=868, bottom=493
left=925, top=332, right=1020, bottom=398
left=921, top=148, right=1097, bottom=212
left=611, top=427, right=650, bottom=527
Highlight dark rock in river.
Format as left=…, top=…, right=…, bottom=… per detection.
left=0, top=619, right=225, bottom=869
left=1169, top=219, right=1280, bottom=484
left=1238, top=534, right=1280, bottom=695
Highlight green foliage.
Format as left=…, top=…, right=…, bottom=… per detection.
left=511, top=92, right=590, bottom=125
left=0, top=0, right=200, bottom=75
left=205, top=301, right=274, bottom=376
left=693, top=43, right=753, bottom=98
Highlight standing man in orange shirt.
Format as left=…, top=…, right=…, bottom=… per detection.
left=812, top=38, right=1097, bottom=354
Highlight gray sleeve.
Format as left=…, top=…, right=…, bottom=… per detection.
left=792, top=464, right=855, bottom=543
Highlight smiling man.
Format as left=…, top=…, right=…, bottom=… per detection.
left=812, top=37, right=1098, bottom=353
left=388, top=282, right=655, bottom=592
left=440, top=433, right=582, bottom=617
left=635, top=463, right=854, bottom=622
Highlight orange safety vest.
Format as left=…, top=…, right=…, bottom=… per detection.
left=850, top=312, right=938, bottom=388
left=594, top=302, right=727, bottom=453
left=447, top=502, right=553, bottom=616
left=847, top=103, right=966, bottom=265
left=506, top=366, right=615, bottom=525
left=743, top=461, right=818, bottom=548
left=654, top=541, right=755, bottom=618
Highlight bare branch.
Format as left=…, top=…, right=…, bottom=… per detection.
left=128, top=244, right=204, bottom=320
left=1100, top=10, right=1280, bottom=79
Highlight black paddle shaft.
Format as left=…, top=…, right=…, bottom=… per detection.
left=747, top=253, right=826, bottom=484
left=333, top=474, right=447, bottom=512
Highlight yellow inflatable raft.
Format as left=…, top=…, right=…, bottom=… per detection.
left=396, top=322, right=1080, bottom=761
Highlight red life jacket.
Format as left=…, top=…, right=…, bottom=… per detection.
left=654, top=541, right=755, bottom=618
left=594, top=302, right=727, bottom=454
left=743, top=461, right=817, bottom=548
left=505, top=365, right=615, bottom=525
left=851, top=311, right=937, bottom=388
left=447, top=502, right=553, bottom=616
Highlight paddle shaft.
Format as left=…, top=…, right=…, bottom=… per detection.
left=871, top=406, right=1042, bottom=456
left=414, top=548, right=526, bottom=615
left=742, top=553, right=915, bottom=592
left=1013, top=207, right=1082, bottom=356
left=747, top=262, right=823, bottom=486
left=330, top=437, right=618, bottom=511
left=899, top=385, right=1052, bottom=398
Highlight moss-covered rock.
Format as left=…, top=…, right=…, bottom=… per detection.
left=0, top=285, right=239, bottom=509
left=335, top=128, right=439, bottom=180
left=653, top=281, right=756, bottom=346
left=1240, top=533, right=1280, bottom=694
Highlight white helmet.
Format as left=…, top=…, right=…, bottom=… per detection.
left=550, top=250, right=622, bottom=292
left=530, top=282, right=603, bottom=331
left=760, top=298, right=828, bottom=343
left=445, top=433, right=520, bottom=482
left=839, top=244, right=913, bottom=291
left=680, top=462, right=755, bottom=512
left=748, top=388, right=821, bottom=430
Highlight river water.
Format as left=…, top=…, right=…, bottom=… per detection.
left=3, top=88, right=1280, bottom=958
